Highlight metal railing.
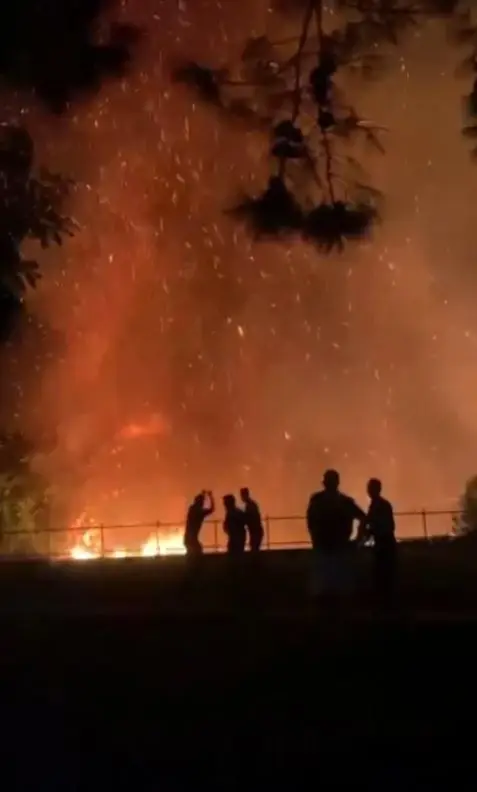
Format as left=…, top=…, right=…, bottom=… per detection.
left=0, top=508, right=461, bottom=560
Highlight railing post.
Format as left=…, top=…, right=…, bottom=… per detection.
left=421, top=509, right=429, bottom=541
left=156, top=521, right=161, bottom=553
left=100, top=524, right=105, bottom=557
left=265, top=516, right=271, bottom=549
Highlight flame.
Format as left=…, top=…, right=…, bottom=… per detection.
left=146, top=533, right=187, bottom=557
left=68, top=526, right=186, bottom=561
left=118, top=413, right=169, bottom=439
left=70, top=545, right=101, bottom=561
left=141, top=535, right=158, bottom=557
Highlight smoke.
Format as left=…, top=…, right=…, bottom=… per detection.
left=1, top=2, right=476, bottom=533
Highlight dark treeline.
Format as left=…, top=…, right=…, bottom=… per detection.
left=0, top=0, right=140, bottom=544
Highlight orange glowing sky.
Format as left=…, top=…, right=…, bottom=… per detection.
left=1, top=1, right=477, bottom=531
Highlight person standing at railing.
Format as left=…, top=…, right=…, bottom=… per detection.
left=223, top=494, right=246, bottom=556
left=306, top=469, right=366, bottom=602
left=364, top=478, right=397, bottom=606
left=240, top=487, right=264, bottom=552
left=184, top=490, right=215, bottom=556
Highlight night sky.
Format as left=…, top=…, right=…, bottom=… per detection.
left=1, top=0, right=476, bottom=534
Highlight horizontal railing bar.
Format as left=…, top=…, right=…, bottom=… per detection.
left=0, top=508, right=463, bottom=536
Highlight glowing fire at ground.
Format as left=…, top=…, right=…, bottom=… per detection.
left=69, top=522, right=186, bottom=561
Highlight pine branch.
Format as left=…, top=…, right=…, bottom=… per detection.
left=173, top=0, right=393, bottom=251
left=291, top=0, right=316, bottom=121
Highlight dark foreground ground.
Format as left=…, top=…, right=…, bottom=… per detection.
left=2, top=541, right=477, bottom=789
left=1, top=537, right=477, bottom=614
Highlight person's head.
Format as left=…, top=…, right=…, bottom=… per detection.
left=367, top=478, right=382, bottom=499
left=323, top=469, right=340, bottom=492
left=239, top=487, right=250, bottom=503
left=193, top=491, right=206, bottom=507
left=223, top=493, right=236, bottom=511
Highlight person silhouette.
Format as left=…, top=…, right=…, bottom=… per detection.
left=184, top=490, right=215, bottom=556
left=223, top=494, right=246, bottom=556
left=365, top=478, right=397, bottom=605
left=306, top=469, right=366, bottom=600
left=240, top=487, right=264, bottom=552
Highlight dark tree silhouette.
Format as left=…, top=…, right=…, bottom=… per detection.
left=0, top=431, right=54, bottom=553
left=453, top=475, right=477, bottom=538
left=0, top=2, right=142, bottom=550
left=0, top=1, right=142, bottom=337
left=451, top=8, right=477, bottom=156
left=174, top=0, right=461, bottom=251
left=0, top=124, right=75, bottom=341
left=0, top=2, right=141, bottom=339
left=0, top=0, right=140, bottom=113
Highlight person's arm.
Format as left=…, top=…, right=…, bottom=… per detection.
left=203, top=491, right=215, bottom=516
left=386, top=501, right=396, bottom=536
left=306, top=496, right=318, bottom=546
left=352, top=500, right=367, bottom=522
left=306, top=496, right=314, bottom=536
left=351, top=499, right=367, bottom=542
left=251, top=502, right=263, bottom=528
left=209, top=491, right=215, bottom=510
left=355, top=515, right=369, bottom=545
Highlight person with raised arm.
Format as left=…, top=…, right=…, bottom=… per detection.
left=184, top=490, right=215, bottom=556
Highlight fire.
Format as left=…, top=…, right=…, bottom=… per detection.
left=118, top=413, right=169, bottom=440
left=70, top=544, right=100, bottom=561
left=69, top=527, right=186, bottom=561
left=147, top=533, right=187, bottom=557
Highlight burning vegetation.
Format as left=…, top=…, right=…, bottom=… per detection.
left=68, top=514, right=186, bottom=561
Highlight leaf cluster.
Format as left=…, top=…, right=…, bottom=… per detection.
left=454, top=474, right=477, bottom=535
left=174, top=0, right=474, bottom=250
left=0, top=436, right=53, bottom=555
left=229, top=174, right=379, bottom=251
left=0, top=124, right=76, bottom=303
left=0, top=0, right=140, bottom=113
left=173, top=0, right=398, bottom=250
left=451, top=7, right=477, bottom=158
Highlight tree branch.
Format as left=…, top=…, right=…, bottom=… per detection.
left=314, top=0, right=336, bottom=203
left=291, top=0, right=316, bottom=121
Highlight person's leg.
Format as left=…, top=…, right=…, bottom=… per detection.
left=374, top=545, right=395, bottom=606
left=188, top=537, right=201, bottom=556
left=330, top=553, right=352, bottom=610
left=339, top=549, right=355, bottom=596
left=250, top=529, right=264, bottom=552
left=384, top=544, right=397, bottom=604
left=373, top=548, right=383, bottom=600
left=315, top=554, right=338, bottom=610
left=310, top=551, right=325, bottom=599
